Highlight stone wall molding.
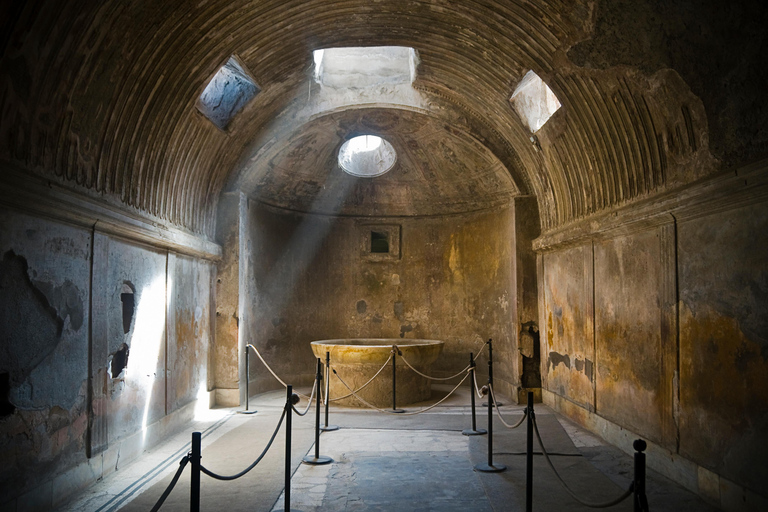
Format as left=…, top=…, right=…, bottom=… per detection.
left=534, top=158, right=768, bottom=252
left=0, top=163, right=222, bottom=261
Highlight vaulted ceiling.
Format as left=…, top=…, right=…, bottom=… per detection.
left=1, top=0, right=765, bottom=238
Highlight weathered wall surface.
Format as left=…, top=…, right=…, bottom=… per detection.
left=678, top=200, right=768, bottom=494
left=244, top=202, right=518, bottom=395
left=102, top=238, right=168, bottom=444
left=213, top=192, right=244, bottom=406
left=166, top=253, right=213, bottom=414
left=541, top=245, right=594, bottom=410
left=594, top=229, right=672, bottom=447
left=538, top=167, right=768, bottom=504
left=0, top=208, right=91, bottom=505
left=0, top=205, right=215, bottom=509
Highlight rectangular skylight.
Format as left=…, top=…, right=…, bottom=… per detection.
left=313, top=46, right=418, bottom=88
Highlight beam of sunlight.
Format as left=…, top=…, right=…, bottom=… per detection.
left=252, top=153, right=362, bottom=345
left=126, top=274, right=169, bottom=442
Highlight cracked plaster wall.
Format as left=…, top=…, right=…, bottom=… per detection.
left=0, top=206, right=215, bottom=508
left=0, top=208, right=90, bottom=503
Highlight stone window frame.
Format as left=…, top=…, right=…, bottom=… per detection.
left=358, top=224, right=401, bottom=262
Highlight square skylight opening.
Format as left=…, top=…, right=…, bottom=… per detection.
left=509, top=70, right=561, bottom=133
left=197, top=55, right=260, bottom=131
left=312, top=46, right=418, bottom=88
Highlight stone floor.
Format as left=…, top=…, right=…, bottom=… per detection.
left=59, top=385, right=721, bottom=512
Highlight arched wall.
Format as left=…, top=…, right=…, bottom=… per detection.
left=238, top=201, right=521, bottom=398
left=1, top=1, right=767, bottom=509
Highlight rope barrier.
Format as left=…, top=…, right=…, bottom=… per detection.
left=247, top=344, right=313, bottom=399
left=149, top=454, right=190, bottom=512
left=321, top=365, right=327, bottom=405
left=532, top=414, right=633, bottom=508
left=327, top=353, right=394, bottom=402
left=331, top=367, right=471, bottom=415
left=396, top=348, right=471, bottom=381
left=472, top=372, right=485, bottom=398
left=488, top=385, right=527, bottom=429
left=248, top=342, right=482, bottom=403
left=199, top=407, right=287, bottom=481
left=291, top=379, right=317, bottom=416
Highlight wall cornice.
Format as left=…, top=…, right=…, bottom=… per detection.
left=534, top=158, right=768, bottom=252
left=0, top=162, right=222, bottom=260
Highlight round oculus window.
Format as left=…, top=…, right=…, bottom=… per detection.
left=338, top=135, right=397, bottom=177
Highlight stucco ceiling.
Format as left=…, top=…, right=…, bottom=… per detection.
left=1, top=1, right=765, bottom=237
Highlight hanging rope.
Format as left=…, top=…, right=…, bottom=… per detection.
left=472, top=369, right=486, bottom=399
left=396, top=346, right=471, bottom=381
left=199, top=407, right=287, bottom=481
left=331, top=367, right=471, bottom=415
left=327, top=352, right=394, bottom=402
left=321, top=366, right=327, bottom=405
left=532, top=414, right=634, bottom=508
left=291, top=380, right=317, bottom=417
left=488, top=384, right=527, bottom=429
left=149, top=454, right=190, bottom=512
left=246, top=344, right=312, bottom=399
left=470, top=340, right=491, bottom=398
left=474, top=340, right=489, bottom=359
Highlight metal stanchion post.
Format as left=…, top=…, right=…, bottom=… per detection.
left=633, top=439, right=649, bottom=512
left=526, top=391, right=534, bottom=512
left=320, top=351, right=338, bottom=431
left=391, top=345, right=404, bottom=413
left=482, top=339, right=503, bottom=407
left=303, top=359, right=333, bottom=465
left=475, top=361, right=506, bottom=473
left=238, top=345, right=257, bottom=414
left=190, top=431, right=201, bottom=512
left=275, top=385, right=301, bottom=512
left=463, top=352, right=487, bottom=436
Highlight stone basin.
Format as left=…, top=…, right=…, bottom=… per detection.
left=311, top=339, right=444, bottom=408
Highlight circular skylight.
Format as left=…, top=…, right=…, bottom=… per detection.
left=338, top=135, right=397, bottom=177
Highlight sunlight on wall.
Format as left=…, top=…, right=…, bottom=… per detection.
left=194, top=385, right=228, bottom=421
left=126, top=275, right=169, bottom=440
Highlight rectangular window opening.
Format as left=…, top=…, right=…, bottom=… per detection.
left=313, top=46, right=418, bottom=88
left=371, top=231, right=390, bottom=253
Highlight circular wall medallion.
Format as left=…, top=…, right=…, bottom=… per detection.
left=338, top=135, right=397, bottom=177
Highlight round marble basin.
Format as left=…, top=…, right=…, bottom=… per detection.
left=311, top=339, right=444, bottom=408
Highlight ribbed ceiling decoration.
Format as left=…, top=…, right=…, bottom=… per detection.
left=0, top=0, right=722, bottom=238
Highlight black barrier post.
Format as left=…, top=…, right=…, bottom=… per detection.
left=245, top=346, right=250, bottom=410
left=190, top=431, right=201, bottom=512
left=321, top=351, right=338, bottom=431
left=303, top=359, right=333, bottom=465
left=526, top=391, right=534, bottom=512
left=475, top=361, right=506, bottom=473
left=463, top=352, right=487, bottom=436
left=633, top=439, right=649, bottom=512
left=392, top=345, right=404, bottom=413
left=482, top=339, right=503, bottom=408
left=279, top=385, right=300, bottom=512
left=238, top=346, right=257, bottom=414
